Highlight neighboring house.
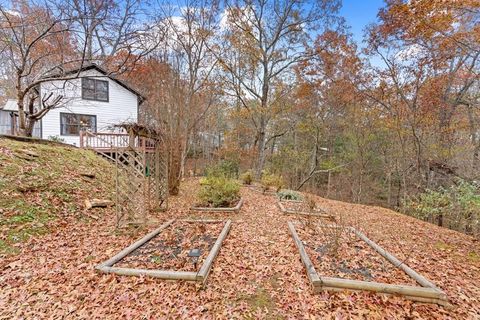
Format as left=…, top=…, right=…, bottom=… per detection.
left=0, top=64, right=144, bottom=146
left=0, top=100, right=42, bottom=137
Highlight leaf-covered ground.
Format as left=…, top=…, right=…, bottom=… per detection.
left=280, top=200, right=327, bottom=214
left=1, top=139, right=479, bottom=319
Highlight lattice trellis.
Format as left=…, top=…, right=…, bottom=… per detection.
left=114, top=137, right=168, bottom=227
left=81, top=126, right=168, bottom=227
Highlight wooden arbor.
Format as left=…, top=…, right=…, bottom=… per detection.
left=114, top=124, right=168, bottom=227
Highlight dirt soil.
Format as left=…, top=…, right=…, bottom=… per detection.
left=1, top=178, right=479, bottom=319
left=116, top=221, right=225, bottom=272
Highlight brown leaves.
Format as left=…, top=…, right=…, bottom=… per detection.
left=0, top=178, right=479, bottom=318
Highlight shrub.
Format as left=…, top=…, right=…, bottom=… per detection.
left=48, top=135, right=65, bottom=143
left=402, top=180, right=480, bottom=236
left=205, top=159, right=239, bottom=178
left=198, top=176, right=241, bottom=207
left=240, top=170, right=254, bottom=185
left=261, top=170, right=284, bottom=193
left=277, top=189, right=303, bottom=201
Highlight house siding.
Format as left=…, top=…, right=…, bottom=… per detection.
left=40, top=69, right=138, bottom=146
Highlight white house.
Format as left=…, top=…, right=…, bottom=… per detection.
left=0, top=64, right=144, bottom=146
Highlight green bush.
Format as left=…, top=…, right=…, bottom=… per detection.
left=402, top=180, right=480, bottom=236
left=199, top=177, right=209, bottom=185
left=205, top=159, right=239, bottom=178
left=198, top=176, right=241, bottom=207
left=240, top=170, right=254, bottom=185
left=261, top=170, right=284, bottom=192
left=277, top=189, right=303, bottom=201
left=48, top=135, right=65, bottom=143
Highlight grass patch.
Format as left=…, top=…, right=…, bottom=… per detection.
left=467, top=251, right=479, bottom=262
left=242, top=288, right=282, bottom=319
left=434, top=241, right=454, bottom=251
left=0, top=239, right=19, bottom=255
left=235, top=284, right=282, bottom=319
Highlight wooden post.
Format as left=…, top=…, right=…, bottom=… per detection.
left=79, top=130, right=84, bottom=148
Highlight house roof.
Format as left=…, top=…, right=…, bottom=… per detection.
left=1, top=99, right=18, bottom=112
left=61, top=64, right=146, bottom=103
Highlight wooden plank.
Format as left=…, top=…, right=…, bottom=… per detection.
left=96, top=219, right=174, bottom=268
left=320, top=277, right=445, bottom=299
left=317, top=285, right=449, bottom=306
left=234, top=198, right=244, bottom=212
left=197, top=220, right=232, bottom=282
left=98, top=266, right=197, bottom=280
left=288, top=221, right=321, bottom=284
left=351, top=229, right=443, bottom=292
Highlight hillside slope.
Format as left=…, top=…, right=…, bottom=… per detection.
left=0, top=137, right=116, bottom=255
left=0, top=138, right=479, bottom=319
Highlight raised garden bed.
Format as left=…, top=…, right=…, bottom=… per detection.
left=288, top=221, right=448, bottom=305
left=190, top=197, right=244, bottom=213
left=277, top=199, right=335, bottom=220
left=96, top=219, right=232, bottom=282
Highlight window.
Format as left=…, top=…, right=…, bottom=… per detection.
left=60, top=113, right=96, bottom=136
left=82, top=78, right=109, bottom=102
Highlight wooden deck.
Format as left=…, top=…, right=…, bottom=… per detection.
left=80, top=131, right=156, bottom=153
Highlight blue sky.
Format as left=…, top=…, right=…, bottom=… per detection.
left=340, top=0, right=385, bottom=47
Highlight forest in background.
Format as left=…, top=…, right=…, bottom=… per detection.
left=1, top=0, right=479, bottom=236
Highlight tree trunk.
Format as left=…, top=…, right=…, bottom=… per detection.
left=25, top=117, right=35, bottom=137
left=16, top=74, right=27, bottom=136
left=168, top=142, right=182, bottom=195
left=255, top=115, right=267, bottom=179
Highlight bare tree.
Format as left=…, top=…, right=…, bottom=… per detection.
left=61, top=0, right=160, bottom=70
left=0, top=0, right=160, bottom=137
left=214, top=0, right=342, bottom=178
left=0, top=2, right=88, bottom=136
left=145, top=0, right=220, bottom=194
